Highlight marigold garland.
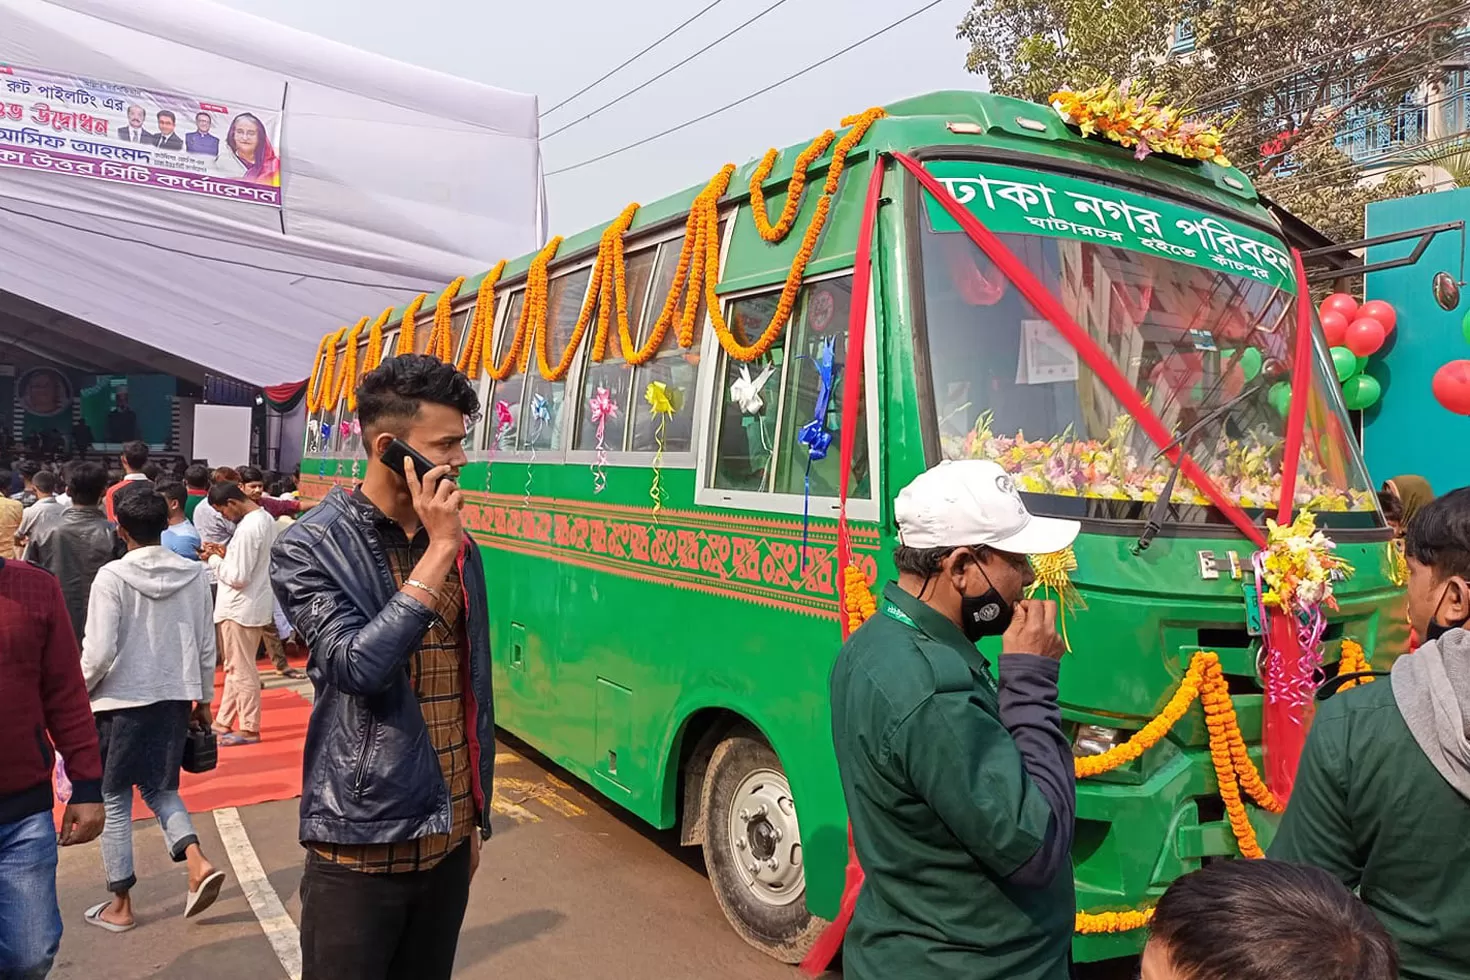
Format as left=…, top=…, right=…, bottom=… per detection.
left=457, top=262, right=506, bottom=380
left=749, top=129, right=837, bottom=242
left=541, top=202, right=641, bottom=380
left=358, top=307, right=394, bottom=393
left=843, top=564, right=877, bottom=634
left=393, top=293, right=429, bottom=357
left=1335, top=638, right=1374, bottom=693
left=324, top=316, right=370, bottom=413
left=304, top=331, right=336, bottom=414
left=425, top=276, right=467, bottom=363
left=707, top=108, right=886, bottom=362
left=1075, top=908, right=1154, bottom=934
left=482, top=238, right=563, bottom=381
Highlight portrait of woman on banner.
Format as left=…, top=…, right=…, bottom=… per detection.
left=216, top=112, right=280, bottom=187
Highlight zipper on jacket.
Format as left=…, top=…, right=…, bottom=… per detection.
left=351, top=715, right=378, bottom=797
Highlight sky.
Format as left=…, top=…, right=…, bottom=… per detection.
left=214, top=0, right=981, bottom=234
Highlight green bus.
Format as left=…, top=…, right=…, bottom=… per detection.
left=299, top=90, right=1402, bottom=966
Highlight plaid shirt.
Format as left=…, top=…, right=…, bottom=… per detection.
left=308, top=490, right=476, bottom=873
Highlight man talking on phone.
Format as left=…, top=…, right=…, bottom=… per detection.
left=830, top=460, right=1080, bottom=980
left=271, top=354, right=494, bottom=980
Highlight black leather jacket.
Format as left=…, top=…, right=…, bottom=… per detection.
left=270, top=487, right=494, bottom=845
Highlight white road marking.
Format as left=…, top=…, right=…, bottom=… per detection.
left=215, top=807, right=302, bottom=980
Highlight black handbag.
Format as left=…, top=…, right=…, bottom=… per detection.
left=182, top=725, right=217, bottom=774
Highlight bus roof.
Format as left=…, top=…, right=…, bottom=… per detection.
left=377, top=90, right=1270, bottom=331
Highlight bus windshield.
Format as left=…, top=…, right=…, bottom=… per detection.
left=916, top=162, right=1380, bottom=529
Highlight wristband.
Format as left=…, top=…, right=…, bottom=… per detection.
left=405, top=578, right=438, bottom=599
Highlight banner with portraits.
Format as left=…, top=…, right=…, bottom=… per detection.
left=0, top=63, right=283, bottom=207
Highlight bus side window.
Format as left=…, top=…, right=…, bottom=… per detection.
left=449, top=301, right=476, bottom=451
left=629, top=239, right=709, bottom=455
left=573, top=244, right=659, bottom=453
left=483, top=290, right=526, bottom=452
left=771, top=276, right=869, bottom=500
left=710, top=290, right=785, bottom=492
left=521, top=265, right=593, bottom=452
left=706, top=275, right=868, bottom=500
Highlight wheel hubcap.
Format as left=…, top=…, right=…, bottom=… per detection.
left=727, top=767, right=803, bottom=907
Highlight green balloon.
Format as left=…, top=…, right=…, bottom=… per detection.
left=1269, top=381, right=1292, bottom=417
left=1356, top=354, right=1370, bottom=375
left=1240, top=348, right=1263, bottom=382
left=1341, top=373, right=1382, bottom=411
left=1463, top=309, right=1470, bottom=344
left=1330, top=346, right=1358, bottom=382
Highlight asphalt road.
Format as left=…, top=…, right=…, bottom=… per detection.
left=49, top=732, right=820, bottom=980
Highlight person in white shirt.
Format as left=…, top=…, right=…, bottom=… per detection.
left=201, top=482, right=278, bottom=746
left=79, top=491, right=226, bottom=932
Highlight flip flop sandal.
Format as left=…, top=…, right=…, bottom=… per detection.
left=185, top=870, right=226, bottom=919
left=84, top=901, right=136, bottom=933
left=218, top=733, right=260, bottom=746
left=278, top=668, right=307, bottom=679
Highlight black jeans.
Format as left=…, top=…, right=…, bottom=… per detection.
left=299, top=842, right=472, bottom=980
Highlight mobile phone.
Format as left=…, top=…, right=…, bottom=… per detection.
left=380, top=438, right=454, bottom=486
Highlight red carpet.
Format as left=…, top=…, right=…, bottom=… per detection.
left=55, top=659, right=311, bottom=823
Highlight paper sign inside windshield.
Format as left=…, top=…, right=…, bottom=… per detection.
left=922, top=160, right=1296, bottom=294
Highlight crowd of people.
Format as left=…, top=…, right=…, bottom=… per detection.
left=2, top=353, right=1467, bottom=980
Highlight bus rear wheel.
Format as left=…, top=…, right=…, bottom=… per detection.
left=700, top=732, right=824, bottom=963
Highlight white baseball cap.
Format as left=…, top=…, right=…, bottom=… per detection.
left=895, top=459, right=1080, bottom=555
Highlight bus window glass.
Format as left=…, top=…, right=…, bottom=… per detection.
left=710, top=291, right=785, bottom=492
left=771, top=276, right=870, bottom=499
left=574, top=246, right=658, bottom=452
left=522, top=267, right=593, bottom=452
left=484, top=291, right=525, bottom=452
left=918, top=208, right=1378, bottom=528
left=630, top=288, right=705, bottom=454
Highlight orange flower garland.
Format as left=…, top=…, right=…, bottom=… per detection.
left=425, top=276, right=467, bottom=363
left=706, top=108, right=886, bottom=362
left=1335, top=638, right=1374, bottom=693
left=324, top=316, right=370, bottom=413
left=304, top=331, right=336, bottom=414
left=634, top=165, right=736, bottom=366
left=307, top=327, right=347, bottom=415
left=843, top=564, right=877, bottom=634
left=749, top=129, right=836, bottom=242
left=355, top=306, right=395, bottom=400
left=393, top=292, right=429, bottom=357
left=1075, top=908, right=1154, bottom=934
left=457, top=262, right=506, bottom=380
left=483, top=238, right=563, bottom=381
left=1074, top=657, right=1204, bottom=778
left=542, top=202, right=641, bottom=380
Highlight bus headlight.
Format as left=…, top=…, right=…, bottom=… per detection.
left=1073, top=724, right=1122, bottom=758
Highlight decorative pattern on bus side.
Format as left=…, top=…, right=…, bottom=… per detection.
left=299, top=475, right=880, bottom=620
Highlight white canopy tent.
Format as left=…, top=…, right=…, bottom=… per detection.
left=0, top=0, right=546, bottom=386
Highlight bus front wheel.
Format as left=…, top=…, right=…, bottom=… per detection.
left=700, top=732, right=823, bottom=963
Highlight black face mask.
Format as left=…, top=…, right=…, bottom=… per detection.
left=1425, top=580, right=1470, bottom=643
left=960, top=565, right=1013, bottom=642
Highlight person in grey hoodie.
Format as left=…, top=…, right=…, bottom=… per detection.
left=1271, top=486, right=1470, bottom=980
left=78, top=491, right=227, bottom=934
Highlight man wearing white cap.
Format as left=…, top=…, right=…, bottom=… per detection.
left=830, top=459, right=1080, bottom=980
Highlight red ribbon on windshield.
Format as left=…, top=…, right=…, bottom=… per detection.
left=893, top=152, right=1267, bottom=549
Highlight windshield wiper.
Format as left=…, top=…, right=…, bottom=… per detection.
left=1131, top=374, right=1272, bottom=555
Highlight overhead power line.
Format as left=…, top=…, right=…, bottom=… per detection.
left=541, top=0, right=732, bottom=118
left=545, top=0, right=949, bottom=177
left=543, top=0, right=798, bottom=140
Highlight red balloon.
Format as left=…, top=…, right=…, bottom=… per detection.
left=1320, top=293, right=1359, bottom=322
left=1434, top=360, right=1470, bottom=415
left=1344, top=316, right=1386, bottom=357
left=1358, top=299, right=1397, bottom=334
left=1320, top=310, right=1349, bottom=346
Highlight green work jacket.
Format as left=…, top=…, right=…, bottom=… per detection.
left=829, top=583, right=1074, bottom=980
left=1270, top=677, right=1470, bottom=980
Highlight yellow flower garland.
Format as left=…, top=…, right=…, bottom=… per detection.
left=749, top=129, right=837, bottom=242
left=1335, top=638, right=1374, bottom=693
left=304, top=331, right=336, bottom=414
left=707, top=108, right=886, bottom=363
left=324, top=316, right=369, bottom=413
left=1076, top=908, right=1154, bottom=934
left=543, top=202, right=641, bottom=380
left=843, top=564, right=877, bottom=634
left=354, top=307, right=395, bottom=406
left=457, top=262, right=506, bottom=380
left=393, top=292, right=429, bottom=357
left=425, top=276, right=467, bottom=364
